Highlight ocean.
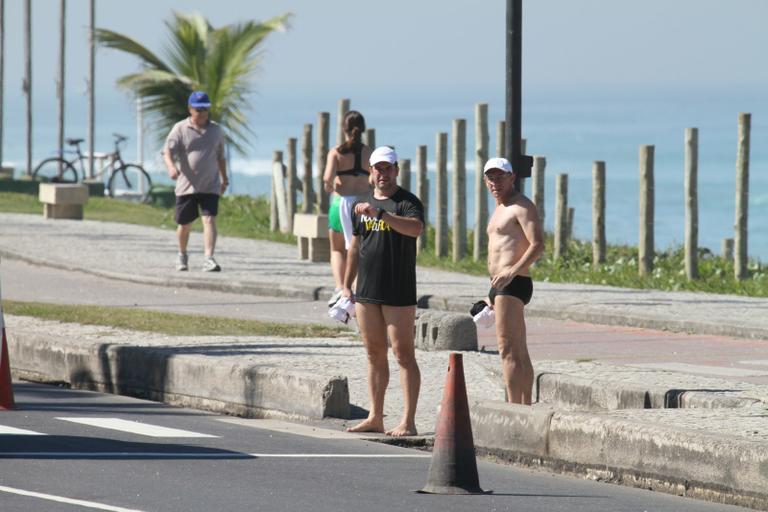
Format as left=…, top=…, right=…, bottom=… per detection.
left=3, top=86, right=767, bottom=262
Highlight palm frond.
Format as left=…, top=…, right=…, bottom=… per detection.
left=94, top=29, right=171, bottom=71
left=97, top=11, right=292, bottom=156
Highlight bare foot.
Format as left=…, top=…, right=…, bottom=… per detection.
left=346, top=417, right=385, bottom=433
left=385, top=422, right=417, bottom=437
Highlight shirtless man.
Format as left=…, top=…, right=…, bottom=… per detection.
left=342, top=146, right=424, bottom=436
left=484, top=157, right=545, bottom=404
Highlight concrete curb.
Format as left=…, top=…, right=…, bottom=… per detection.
left=534, top=367, right=767, bottom=411
left=7, top=330, right=350, bottom=421
left=471, top=402, right=768, bottom=510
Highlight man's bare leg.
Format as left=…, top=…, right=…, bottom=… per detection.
left=383, top=305, right=419, bottom=436
left=494, top=295, right=533, bottom=404
left=347, top=302, right=388, bottom=433
left=201, top=215, right=217, bottom=257
left=177, top=223, right=192, bottom=254
left=329, top=230, right=346, bottom=290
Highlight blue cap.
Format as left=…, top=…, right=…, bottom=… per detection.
left=188, top=91, right=211, bottom=108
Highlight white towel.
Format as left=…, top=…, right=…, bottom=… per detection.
left=472, top=305, right=495, bottom=329
left=329, top=296, right=356, bottom=324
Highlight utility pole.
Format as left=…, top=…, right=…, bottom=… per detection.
left=23, top=0, right=31, bottom=176
left=57, top=0, right=66, bottom=177
left=0, top=0, right=5, bottom=170
left=506, top=0, right=532, bottom=191
left=87, top=0, right=95, bottom=178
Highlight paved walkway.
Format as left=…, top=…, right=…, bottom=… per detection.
left=2, top=212, right=768, bottom=507
left=2, top=213, right=767, bottom=340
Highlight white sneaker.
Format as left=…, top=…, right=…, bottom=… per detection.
left=202, top=256, right=221, bottom=272
left=472, top=306, right=496, bottom=329
left=176, top=252, right=188, bottom=271
left=327, top=288, right=343, bottom=307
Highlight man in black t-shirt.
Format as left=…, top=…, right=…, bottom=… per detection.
left=342, top=146, right=424, bottom=437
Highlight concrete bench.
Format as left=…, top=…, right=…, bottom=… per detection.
left=39, top=183, right=89, bottom=220
left=292, top=213, right=330, bottom=262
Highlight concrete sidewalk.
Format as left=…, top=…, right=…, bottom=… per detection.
left=2, top=212, right=768, bottom=509
left=2, top=213, right=767, bottom=340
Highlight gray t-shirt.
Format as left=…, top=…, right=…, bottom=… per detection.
left=164, top=118, right=225, bottom=196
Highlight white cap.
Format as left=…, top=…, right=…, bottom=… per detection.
left=370, top=146, right=398, bottom=166
left=483, top=157, right=513, bottom=175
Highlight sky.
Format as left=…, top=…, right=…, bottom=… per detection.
left=2, top=0, right=767, bottom=110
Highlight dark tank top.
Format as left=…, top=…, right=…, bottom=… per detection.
left=336, top=145, right=370, bottom=177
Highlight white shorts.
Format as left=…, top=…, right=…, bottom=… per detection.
left=339, top=195, right=356, bottom=250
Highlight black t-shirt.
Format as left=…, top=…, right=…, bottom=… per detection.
left=351, top=188, right=424, bottom=306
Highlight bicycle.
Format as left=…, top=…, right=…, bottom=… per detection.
left=32, top=134, right=153, bottom=203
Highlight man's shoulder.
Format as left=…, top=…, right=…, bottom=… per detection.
left=393, top=187, right=422, bottom=206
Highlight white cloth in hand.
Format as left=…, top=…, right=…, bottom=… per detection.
left=472, top=305, right=495, bottom=329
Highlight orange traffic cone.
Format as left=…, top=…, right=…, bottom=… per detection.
left=418, top=352, right=487, bottom=494
left=0, top=304, right=16, bottom=410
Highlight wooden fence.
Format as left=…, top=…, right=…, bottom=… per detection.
left=271, top=100, right=756, bottom=280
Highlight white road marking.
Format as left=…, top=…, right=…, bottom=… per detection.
left=629, top=362, right=768, bottom=377
left=0, top=484, right=143, bottom=512
left=218, top=418, right=365, bottom=439
left=0, top=424, right=46, bottom=435
left=0, top=452, right=429, bottom=459
left=56, top=418, right=217, bottom=438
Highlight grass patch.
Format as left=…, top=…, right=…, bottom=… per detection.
left=2, top=300, right=349, bottom=338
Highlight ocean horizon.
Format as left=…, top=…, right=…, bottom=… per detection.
left=3, top=85, right=766, bottom=262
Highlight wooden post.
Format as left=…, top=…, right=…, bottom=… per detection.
left=316, top=112, right=330, bottom=213
left=272, top=151, right=289, bottom=233
left=722, top=237, right=734, bottom=262
left=684, top=128, right=699, bottom=280
left=336, top=98, right=350, bottom=146
left=301, top=123, right=314, bottom=213
left=566, top=207, right=574, bottom=243
left=496, top=120, right=506, bottom=158
left=399, top=158, right=411, bottom=190
left=416, top=145, right=429, bottom=253
left=452, top=119, right=467, bottom=262
left=363, top=128, right=375, bottom=149
left=639, top=145, right=655, bottom=276
left=554, top=173, right=568, bottom=260
left=532, top=156, right=546, bottom=228
left=435, top=132, right=448, bottom=258
left=270, top=151, right=282, bottom=232
left=474, top=103, right=489, bottom=261
left=592, top=161, right=606, bottom=267
left=286, top=137, right=298, bottom=232
left=734, top=113, right=750, bottom=280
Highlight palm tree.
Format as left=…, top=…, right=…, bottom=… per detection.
left=95, top=11, right=291, bottom=155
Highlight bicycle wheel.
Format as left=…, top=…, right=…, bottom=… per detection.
left=108, top=164, right=153, bottom=203
left=32, top=158, right=78, bottom=183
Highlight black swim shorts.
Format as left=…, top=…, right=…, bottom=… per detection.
left=489, top=275, right=533, bottom=306
left=175, top=193, right=220, bottom=225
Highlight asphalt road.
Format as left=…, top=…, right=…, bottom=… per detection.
left=0, top=382, right=750, bottom=512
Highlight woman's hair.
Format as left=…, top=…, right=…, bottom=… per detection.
left=338, top=110, right=366, bottom=154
